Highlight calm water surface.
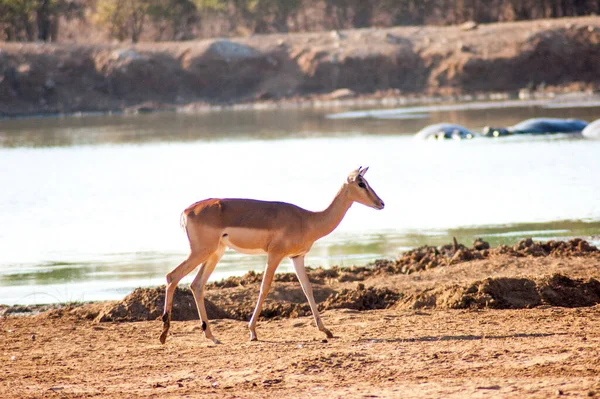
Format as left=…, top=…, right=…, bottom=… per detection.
left=1, top=99, right=600, bottom=305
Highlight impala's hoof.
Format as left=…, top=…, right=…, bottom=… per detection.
left=323, top=329, right=334, bottom=339
left=160, top=316, right=170, bottom=344
left=205, top=334, right=220, bottom=345
left=159, top=331, right=168, bottom=344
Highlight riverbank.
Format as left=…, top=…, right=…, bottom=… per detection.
left=1, top=16, right=600, bottom=117
left=2, top=238, right=600, bottom=398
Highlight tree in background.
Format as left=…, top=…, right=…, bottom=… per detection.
left=94, top=0, right=152, bottom=42
left=148, top=0, right=199, bottom=40
left=0, top=0, right=82, bottom=42
left=0, top=0, right=38, bottom=40
left=3, top=0, right=600, bottom=42
left=92, top=0, right=217, bottom=42
left=191, top=0, right=301, bottom=35
left=37, top=0, right=75, bottom=41
left=250, top=0, right=302, bottom=33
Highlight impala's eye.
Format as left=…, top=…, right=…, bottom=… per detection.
left=358, top=182, right=366, bottom=188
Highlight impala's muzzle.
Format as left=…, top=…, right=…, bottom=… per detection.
left=366, top=187, right=385, bottom=210
left=369, top=194, right=385, bottom=210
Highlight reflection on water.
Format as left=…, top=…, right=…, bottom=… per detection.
left=1, top=99, right=600, bottom=305
left=2, top=97, right=599, bottom=147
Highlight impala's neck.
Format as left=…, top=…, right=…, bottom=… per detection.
left=310, top=184, right=353, bottom=241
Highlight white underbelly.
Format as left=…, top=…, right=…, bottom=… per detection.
left=223, top=240, right=267, bottom=255
left=220, top=228, right=268, bottom=255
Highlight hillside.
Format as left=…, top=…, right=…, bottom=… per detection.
left=1, top=16, right=600, bottom=117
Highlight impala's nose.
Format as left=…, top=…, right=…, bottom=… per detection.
left=378, top=200, right=385, bottom=210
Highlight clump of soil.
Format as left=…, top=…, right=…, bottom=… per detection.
left=311, top=265, right=375, bottom=283
left=495, top=237, right=598, bottom=257
left=391, top=239, right=488, bottom=274
left=321, top=283, right=402, bottom=311
left=0, top=303, right=70, bottom=317
left=406, top=274, right=600, bottom=310
left=385, top=237, right=598, bottom=275
left=94, top=286, right=230, bottom=322
left=208, top=270, right=266, bottom=288
left=216, top=297, right=313, bottom=321
left=259, top=303, right=312, bottom=320
left=538, top=274, right=600, bottom=307
left=208, top=265, right=374, bottom=290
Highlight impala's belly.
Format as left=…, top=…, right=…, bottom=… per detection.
left=220, top=227, right=269, bottom=255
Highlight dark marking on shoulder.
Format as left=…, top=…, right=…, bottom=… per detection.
left=201, top=321, right=207, bottom=331
left=222, top=233, right=228, bottom=237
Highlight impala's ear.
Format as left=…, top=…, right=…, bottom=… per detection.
left=347, top=166, right=362, bottom=183
left=359, top=166, right=369, bottom=176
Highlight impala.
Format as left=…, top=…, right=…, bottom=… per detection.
left=160, top=166, right=385, bottom=344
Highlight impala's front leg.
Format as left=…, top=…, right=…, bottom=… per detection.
left=292, top=255, right=334, bottom=339
left=248, top=253, right=284, bottom=341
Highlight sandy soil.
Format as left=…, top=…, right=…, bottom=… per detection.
left=2, top=239, right=600, bottom=398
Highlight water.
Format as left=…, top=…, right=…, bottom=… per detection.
left=1, top=99, right=600, bottom=305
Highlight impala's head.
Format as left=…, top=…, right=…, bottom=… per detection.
left=346, top=166, right=385, bottom=210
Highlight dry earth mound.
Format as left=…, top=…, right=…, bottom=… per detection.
left=93, top=286, right=230, bottom=322
left=16, top=238, right=598, bottom=322
left=91, top=239, right=599, bottom=321
left=320, top=283, right=402, bottom=311
left=388, top=237, right=598, bottom=275
left=405, top=273, right=600, bottom=310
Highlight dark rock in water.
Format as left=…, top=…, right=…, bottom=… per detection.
left=483, top=118, right=588, bottom=137
left=415, top=123, right=477, bottom=140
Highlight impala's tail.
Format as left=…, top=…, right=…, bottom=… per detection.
left=180, top=211, right=188, bottom=232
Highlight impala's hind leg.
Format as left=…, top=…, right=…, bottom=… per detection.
left=160, top=251, right=209, bottom=344
left=190, top=245, right=226, bottom=344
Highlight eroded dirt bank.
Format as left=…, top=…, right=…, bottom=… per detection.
left=2, top=238, right=600, bottom=398
left=1, top=16, right=600, bottom=117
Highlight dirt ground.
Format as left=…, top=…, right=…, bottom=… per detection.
left=2, top=239, right=600, bottom=398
